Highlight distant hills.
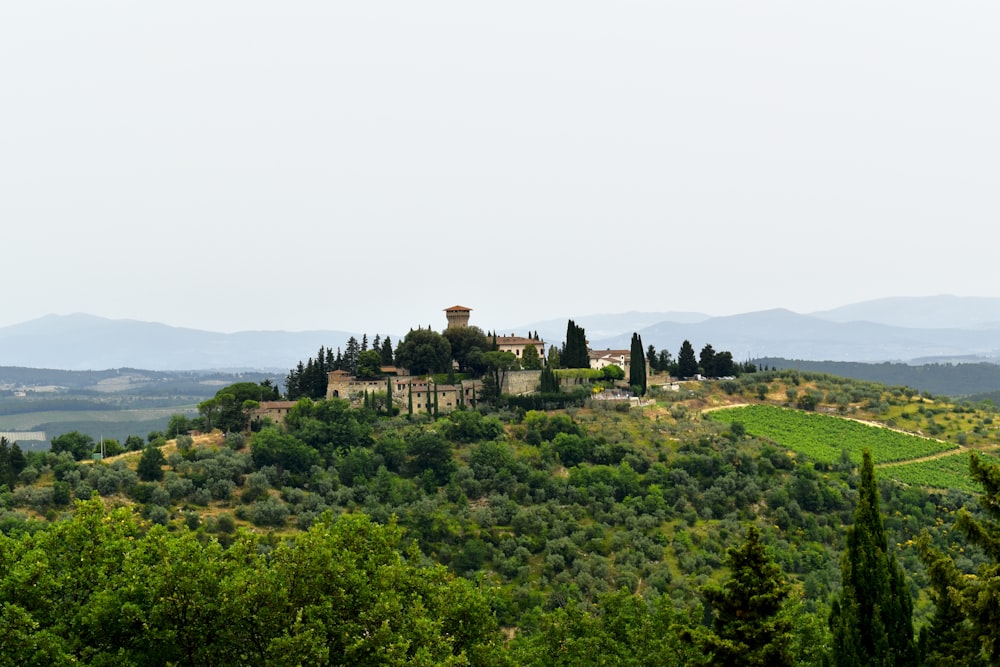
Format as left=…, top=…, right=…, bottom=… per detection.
left=0, top=314, right=354, bottom=371
left=546, top=295, right=1000, bottom=364
left=2, top=295, right=999, bottom=371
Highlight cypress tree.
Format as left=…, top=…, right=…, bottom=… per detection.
left=629, top=332, right=646, bottom=396
left=562, top=320, right=589, bottom=369
left=540, top=366, right=559, bottom=393
left=386, top=376, right=393, bottom=417
left=830, top=449, right=916, bottom=667
left=408, top=382, right=413, bottom=418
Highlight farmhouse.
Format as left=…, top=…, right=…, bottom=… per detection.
left=251, top=401, right=298, bottom=426
left=494, top=334, right=547, bottom=364
left=322, top=305, right=547, bottom=414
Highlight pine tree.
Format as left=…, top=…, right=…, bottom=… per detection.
left=646, top=344, right=658, bottom=373
left=687, top=525, right=794, bottom=666
left=380, top=337, right=394, bottom=366
left=629, top=332, right=646, bottom=395
left=830, top=449, right=917, bottom=667
left=677, top=340, right=698, bottom=378
left=344, top=337, right=361, bottom=375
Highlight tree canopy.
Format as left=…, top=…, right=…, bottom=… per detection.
left=395, top=328, right=453, bottom=375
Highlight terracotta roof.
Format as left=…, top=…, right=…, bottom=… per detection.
left=259, top=401, right=297, bottom=409
left=590, top=350, right=630, bottom=359
left=444, top=305, right=472, bottom=311
left=496, top=336, right=543, bottom=345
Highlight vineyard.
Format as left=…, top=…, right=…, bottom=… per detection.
left=880, top=451, right=1000, bottom=494
left=705, top=404, right=957, bottom=465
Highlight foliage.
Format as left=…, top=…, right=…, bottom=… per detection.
left=50, top=430, right=95, bottom=461
left=443, top=325, right=491, bottom=373
left=0, top=499, right=504, bottom=665
left=561, top=320, right=589, bottom=369
left=395, top=328, right=453, bottom=375
left=829, top=449, right=917, bottom=666
left=356, top=349, right=384, bottom=379
left=918, top=453, right=1000, bottom=664
left=198, top=381, right=274, bottom=433
left=0, top=437, right=27, bottom=489
left=250, top=428, right=321, bottom=475
left=677, top=340, right=698, bottom=378
left=137, top=445, right=166, bottom=482
left=629, top=332, right=646, bottom=396
left=521, top=343, right=542, bottom=370
left=684, top=525, right=794, bottom=666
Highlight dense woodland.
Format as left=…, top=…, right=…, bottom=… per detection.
left=4, top=326, right=1000, bottom=663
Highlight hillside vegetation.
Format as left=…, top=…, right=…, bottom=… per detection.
left=3, top=369, right=1000, bottom=664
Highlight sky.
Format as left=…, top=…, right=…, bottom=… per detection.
left=2, top=2, right=999, bottom=337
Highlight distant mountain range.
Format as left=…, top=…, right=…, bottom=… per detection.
left=2, top=295, right=999, bottom=371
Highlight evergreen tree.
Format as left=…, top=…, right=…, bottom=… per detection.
left=629, top=332, right=646, bottom=395
left=686, top=525, right=794, bottom=666
left=829, top=449, right=916, bottom=667
left=700, top=344, right=717, bottom=377
left=540, top=366, right=560, bottom=393
left=137, top=446, right=166, bottom=482
left=658, top=349, right=675, bottom=376
left=646, top=344, right=658, bottom=372
left=547, top=345, right=561, bottom=369
left=380, top=336, right=394, bottom=366
left=344, top=337, right=361, bottom=375
left=677, top=340, right=698, bottom=378
left=521, top=343, right=542, bottom=370
left=918, top=453, right=1000, bottom=664
left=561, top=320, right=589, bottom=369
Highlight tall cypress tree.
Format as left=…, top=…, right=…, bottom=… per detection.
left=562, top=320, right=589, bottom=369
left=629, top=332, right=646, bottom=395
left=830, top=449, right=917, bottom=667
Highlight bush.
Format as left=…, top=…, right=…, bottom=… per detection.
left=215, top=513, right=236, bottom=533
left=250, top=497, right=289, bottom=527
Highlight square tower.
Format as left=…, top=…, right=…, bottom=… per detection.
left=444, top=305, right=472, bottom=330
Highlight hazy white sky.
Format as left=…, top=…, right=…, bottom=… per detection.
left=3, top=2, right=998, bottom=336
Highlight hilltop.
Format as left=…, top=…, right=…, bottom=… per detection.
left=3, top=368, right=1000, bottom=662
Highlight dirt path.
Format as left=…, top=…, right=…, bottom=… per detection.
left=875, top=447, right=967, bottom=468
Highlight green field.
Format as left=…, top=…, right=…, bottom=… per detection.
left=0, top=406, right=198, bottom=449
left=881, top=451, right=1000, bottom=494
left=706, top=404, right=957, bottom=464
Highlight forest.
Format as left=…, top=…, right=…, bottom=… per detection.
left=2, top=367, right=1000, bottom=665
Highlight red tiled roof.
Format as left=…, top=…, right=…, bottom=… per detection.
left=444, top=305, right=472, bottom=311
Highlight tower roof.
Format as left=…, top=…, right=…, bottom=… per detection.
left=444, top=305, right=472, bottom=312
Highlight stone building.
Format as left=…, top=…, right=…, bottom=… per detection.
left=250, top=400, right=298, bottom=425
left=444, top=305, right=472, bottom=329
left=494, top=334, right=547, bottom=366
